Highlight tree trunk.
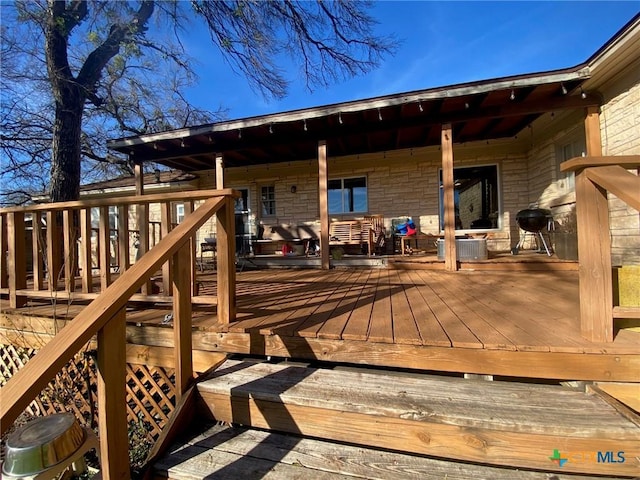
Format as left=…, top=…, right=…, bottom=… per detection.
left=49, top=95, right=83, bottom=202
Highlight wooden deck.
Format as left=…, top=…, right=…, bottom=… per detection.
left=197, top=268, right=638, bottom=382
left=2, top=268, right=639, bottom=382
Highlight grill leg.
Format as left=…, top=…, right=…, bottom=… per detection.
left=537, top=232, right=553, bottom=256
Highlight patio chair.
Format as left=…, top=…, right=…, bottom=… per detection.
left=364, top=214, right=386, bottom=256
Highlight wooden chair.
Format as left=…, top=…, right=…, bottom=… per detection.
left=364, top=215, right=386, bottom=256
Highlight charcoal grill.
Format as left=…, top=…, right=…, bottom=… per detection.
left=513, top=208, right=553, bottom=256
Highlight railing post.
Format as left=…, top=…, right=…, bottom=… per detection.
left=184, top=201, right=198, bottom=296
left=173, top=241, right=193, bottom=398
left=575, top=106, right=613, bottom=342
left=7, top=212, right=27, bottom=308
left=63, top=209, right=77, bottom=294
left=97, top=308, right=130, bottom=480
left=99, top=206, right=111, bottom=291
left=0, top=214, right=7, bottom=289
left=216, top=196, right=236, bottom=324
left=161, top=202, right=172, bottom=295
left=117, top=205, right=130, bottom=274
left=80, top=208, right=93, bottom=293
left=46, top=211, right=61, bottom=292
left=31, top=212, right=44, bottom=290
left=575, top=170, right=613, bottom=342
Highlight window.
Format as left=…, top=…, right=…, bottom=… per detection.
left=175, top=203, right=185, bottom=224
left=556, top=135, right=585, bottom=191
left=260, top=185, right=276, bottom=216
left=439, top=165, right=499, bottom=231
left=328, top=177, right=367, bottom=214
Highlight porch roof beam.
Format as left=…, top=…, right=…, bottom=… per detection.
left=115, top=93, right=601, bottom=165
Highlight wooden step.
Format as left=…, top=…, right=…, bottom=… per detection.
left=152, top=422, right=623, bottom=480
left=196, top=359, right=640, bottom=477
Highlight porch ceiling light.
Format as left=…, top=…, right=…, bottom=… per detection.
left=580, top=87, right=587, bottom=99
left=510, top=89, right=515, bottom=101
left=561, top=83, right=568, bottom=95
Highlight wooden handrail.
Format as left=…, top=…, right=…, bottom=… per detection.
left=0, top=190, right=237, bottom=478
left=0, top=189, right=238, bottom=214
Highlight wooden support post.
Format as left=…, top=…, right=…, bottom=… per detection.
left=98, top=206, right=111, bottom=291
left=161, top=202, right=172, bottom=295
left=216, top=196, right=236, bottom=324
left=173, top=241, right=193, bottom=398
left=585, top=106, right=603, bottom=157
left=62, top=210, right=76, bottom=294
left=576, top=106, right=612, bottom=342
left=441, top=124, right=458, bottom=272
left=7, top=212, right=27, bottom=308
left=31, top=212, right=44, bottom=290
left=215, top=153, right=224, bottom=189
left=97, top=308, right=130, bottom=480
left=318, top=140, right=330, bottom=270
left=46, top=211, right=61, bottom=292
left=118, top=205, right=130, bottom=273
left=0, top=214, right=7, bottom=289
left=80, top=209, right=93, bottom=293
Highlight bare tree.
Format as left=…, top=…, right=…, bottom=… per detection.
left=0, top=0, right=396, bottom=205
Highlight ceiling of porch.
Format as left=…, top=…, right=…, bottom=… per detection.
left=108, top=66, right=600, bottom=171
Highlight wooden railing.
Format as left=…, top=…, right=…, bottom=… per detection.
left=0, top=191, right=226, bottom=307
left=0, top=189, right=238, bottom=479
left=561, top=155, right=640, bottom=342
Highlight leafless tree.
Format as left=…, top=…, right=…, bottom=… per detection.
left=0, top=0, right=396, bottom=205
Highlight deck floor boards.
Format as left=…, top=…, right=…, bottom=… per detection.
left=2, top=268, right=639, bottom=359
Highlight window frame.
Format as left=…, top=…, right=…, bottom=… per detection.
left=328, top=176, right=368, bottom=215
left=260, top=185, right=276, bottom=217
left=555, top=131, right=586, bottom=192
left=438, top=164, right=501, bottom=233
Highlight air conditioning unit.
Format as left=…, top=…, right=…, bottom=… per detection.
left=437, top=238, right=488, bottom=261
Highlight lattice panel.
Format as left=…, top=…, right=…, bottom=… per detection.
left=126, top=364, right=176, bottom=439
left=0, top=344, right=176, bottom=444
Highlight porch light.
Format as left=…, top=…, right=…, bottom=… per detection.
left=303, top=119, right=307, bottom=131
left=290, top=185, right=297, bottom=193
left=581, top=87, right=587, bottom=99
left=510, top=90, right=515, bottom=101
left=377, top=108, right=382, bottom=121
left=238, top=129, right=242, bottom=139
left=418, top=101, right=424, bottom=112
left=338, top=112, right=343, bottom=124
left=561, top=83, right=567, bottom=95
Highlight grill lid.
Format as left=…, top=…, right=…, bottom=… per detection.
left=516, top=208, right=551, bottom=233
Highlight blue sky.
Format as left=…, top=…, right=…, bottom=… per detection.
left=183, top=1, right=639, bottom=120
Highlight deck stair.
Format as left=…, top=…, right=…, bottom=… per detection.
left=152, top=359, right=640, bottom=479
